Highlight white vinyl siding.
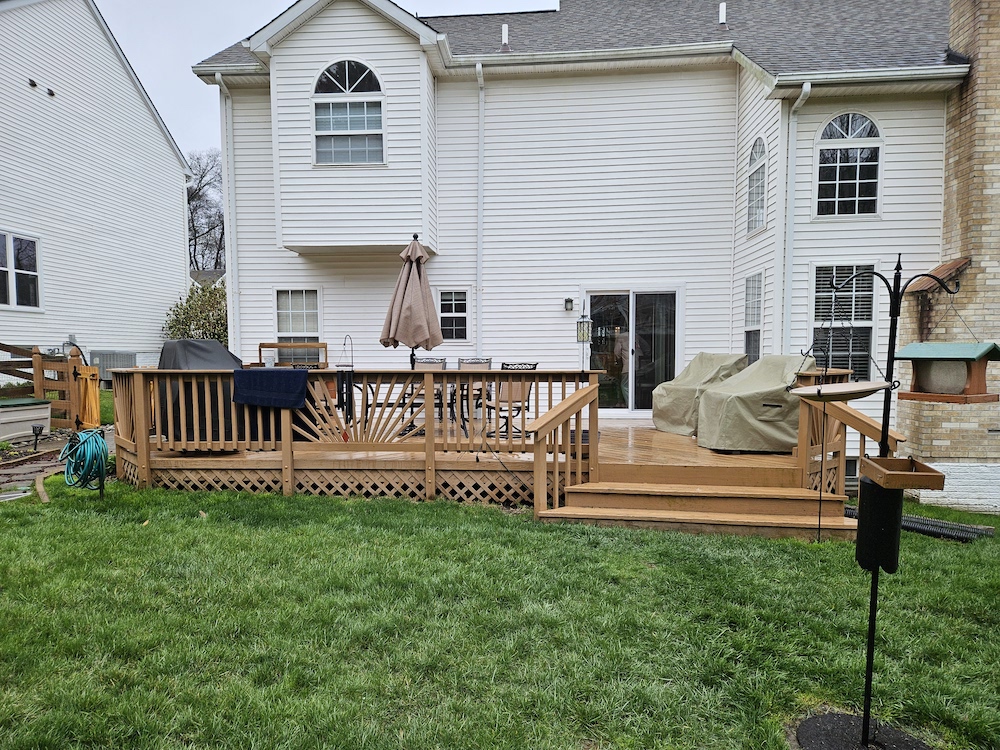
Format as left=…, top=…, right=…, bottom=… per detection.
left=731, top=67, right=781, bottom=357
left=269, top=0, right=430, bottom=250
left=0, top=0, right=188, bottom=355
left=791, top=97, right=946, bottom=426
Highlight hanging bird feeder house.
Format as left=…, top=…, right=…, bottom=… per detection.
left=895, top=342, right=1000, bottom=403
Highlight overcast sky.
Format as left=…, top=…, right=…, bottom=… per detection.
left=96, top=0, right=557, bottom=157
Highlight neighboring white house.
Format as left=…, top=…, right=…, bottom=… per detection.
left=0, top=0, right=190, bottom=367
left=194, top=0, right=968, bottom=426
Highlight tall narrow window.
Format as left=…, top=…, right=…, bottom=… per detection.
left=314, top=60, right=384, bottom=165
left=813, top=264, right=874, bottom=379
left=439, top=291, right=468, bottom=340
left=817, top=113, right=880, bottom=217
left=744, top=272, right=762, bottom=364
left=747, top=138, right=767, bottom=233
left=276, top=289, right=320, bottom=362
left=0, top=232, right=40, bottom=308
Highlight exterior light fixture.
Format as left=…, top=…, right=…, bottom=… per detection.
left=564, top=298, right=574, bottom=311
left=32, top=423, right=44, bottom=452
left=576, top=311, right=593, bottom=344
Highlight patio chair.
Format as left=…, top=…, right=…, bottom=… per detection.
left=696, top=354, right=815, bottom=453
left=652, top=352, right=748, bottom=436
left=456, top=357, right=492, bottom=415
left=485, top=362, right=537, bottom=437
left=410, top=357, right=446, bottom=421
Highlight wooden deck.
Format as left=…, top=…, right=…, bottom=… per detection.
left=111, top=369, right=880, bottom=541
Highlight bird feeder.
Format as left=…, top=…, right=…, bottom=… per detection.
left=895, top=342, right=1000, bottom=404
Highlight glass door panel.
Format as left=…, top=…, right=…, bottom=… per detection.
left=634, top=293, right=676, bottom=410
left=590, top=294, right=629, bottom=409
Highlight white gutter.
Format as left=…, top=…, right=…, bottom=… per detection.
left=475, top=62, right=486, bottom=357
left=772, top=64, right=971, bottom=89
left=216, top=73, right=242, bottom=355
left=779, top=81, right=811, bottom=354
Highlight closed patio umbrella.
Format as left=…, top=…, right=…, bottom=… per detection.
left=381, top=234, right=444, bottom=369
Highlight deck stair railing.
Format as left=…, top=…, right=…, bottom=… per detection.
left=526, top=383, right=601, bottom=519
left=797, top=398, right=905, bottom=495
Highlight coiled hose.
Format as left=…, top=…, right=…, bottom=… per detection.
left=59, top=428, right=108, bottom=493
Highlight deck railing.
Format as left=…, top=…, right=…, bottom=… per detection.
left=796, top=398, right=906, bottom=494
left=526, top=384, right=600, bottom=519
left=112, top=368, right=599, bottom=500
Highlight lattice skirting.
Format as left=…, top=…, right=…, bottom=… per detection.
left=116, top=454, right=583, bottom=507
left=116, top=450, right=139, bottom=485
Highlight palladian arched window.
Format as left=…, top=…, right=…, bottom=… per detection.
left=747, top=137, right=767, bottom=233
left=817, top=113, right=881, bottom=216
left=313, top=60, right=384, bottom=165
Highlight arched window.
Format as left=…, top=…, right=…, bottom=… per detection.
left=747, top=137, right=767, bottom=233
left=313, top=60, right=384, bottom=165
left=817, top=113, right=880, bottom=216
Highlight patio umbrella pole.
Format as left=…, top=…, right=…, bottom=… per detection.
left=410, top=347, right=416, bottom=370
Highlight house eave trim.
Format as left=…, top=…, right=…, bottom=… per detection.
left=769, top=64, right=970, bottom=97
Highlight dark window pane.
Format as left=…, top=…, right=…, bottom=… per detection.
left=859, top=164, right=878, bottom=180
left=315, top=62, right=347, bottom=93
left=347, top=61, right=381, bottom=92
left=860, top=147, right=879, bottom=163
left=817, top=201, right=836, bottom=216
left=858, top=200, right=878, bottom=214
left=0, top=234, right=6, bottom=268
left=441, top=317, right=466, bottom=340
left=838, top=182, right=857, bottom=199
left=0, top=270, right=8, bottom=305
left=818, top=165, right=837, bottom=181
left=819, top=150, right=838, bottom=165
left=839, top=165, right=858, bottom=181
left=838, top=200, right=856, bottom=214
left=818, top=183, right=836, bottom=199
left=858, top=182, right=877, bottom=198
left=15, top=272, right=39, bottom=307
left=13, top=237, right=36, bottom=271
left=744, top=329, right=760, bottom=364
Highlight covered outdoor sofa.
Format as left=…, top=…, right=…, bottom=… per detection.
left=696, top=354, right=814, bottom=453
left=652, top=352, right=748, bottom=436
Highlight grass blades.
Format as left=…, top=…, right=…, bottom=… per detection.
left=0, top=483, right=997, bottom=749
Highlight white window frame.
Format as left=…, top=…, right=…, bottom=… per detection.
left=814, top=111, right=883, bottom=221
left=312, top=59, right=386, bottom=167
left=810, top=262, right=878, bottom=380
left=744, top=272, right=763, bottom=364
left=274, top=288, right=322, bottom=362
left=747, top=138, right=767, bottom=235
left=0, top=229, right=43, bottom=311
left=436, top=287, right=471, bottom=343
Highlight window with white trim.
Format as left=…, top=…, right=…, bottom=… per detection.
left=276, top=289, right=320, bottom=362
left=747, top=138, right=767, bottom=233
left=817, top=113, right=881, bottom=217
left=314, top=60, right=384, bottom=165
left=439, top=291, right=468, bottom=340
left=0, top=231, right=40, bottom=308
left=812, top=264, right=874, bottom=379
left=744, top=272, right=762, bottom=364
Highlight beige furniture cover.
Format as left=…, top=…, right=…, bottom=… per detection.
left=697, top=355, right=815, bottom=452
left=652, top=353, right=748, bottom=436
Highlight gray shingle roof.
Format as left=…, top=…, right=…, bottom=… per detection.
left=197, top=0, right=955, bottom=76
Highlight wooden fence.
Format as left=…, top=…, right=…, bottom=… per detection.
left=0, top=343, right=100, bottom=430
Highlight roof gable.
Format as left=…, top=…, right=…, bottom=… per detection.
left=1, top=0, right=189, bottom=173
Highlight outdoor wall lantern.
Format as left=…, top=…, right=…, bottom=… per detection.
left=564, top=298, right=574, bottom=311
left=576, top=311, right=592, bottom=344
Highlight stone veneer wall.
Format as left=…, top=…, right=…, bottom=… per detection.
left=896, top=0, right=1000, bottom=511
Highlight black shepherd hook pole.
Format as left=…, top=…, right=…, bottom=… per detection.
left=832, top=254, right=959, bottom=747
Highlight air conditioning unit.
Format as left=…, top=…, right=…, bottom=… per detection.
left=90, top=351, right=137, bottom=386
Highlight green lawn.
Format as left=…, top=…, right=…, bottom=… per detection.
left=100, top=389, right=114, bottom=426
left=1, top=483, right=998, bottom=749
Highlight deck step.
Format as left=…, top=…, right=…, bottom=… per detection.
left=538, top=505, right=858, bottom=541
left=599, top=462, right=802, bottom=488
left=565, top=482, right=848, bottom=519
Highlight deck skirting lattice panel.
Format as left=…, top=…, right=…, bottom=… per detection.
left=296, top=469, right=425, bottom=499
left=153, top=468, right=282, bottom=494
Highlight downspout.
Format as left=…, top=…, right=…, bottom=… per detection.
left=216, top=73, right=242, bottom=355
left=729, top=65, right=741, bottom=354
left=475, top=62, right=486, bottom=357
left=779, top=81, right=811, bottom=354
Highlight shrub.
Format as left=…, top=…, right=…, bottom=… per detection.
left=163, top=281, right=228, bottom=344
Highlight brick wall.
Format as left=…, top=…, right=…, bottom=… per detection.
left=897, top=0, right=1000, bottom=484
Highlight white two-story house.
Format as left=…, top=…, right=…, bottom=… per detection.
left=194, top=0, right=968, bottom=422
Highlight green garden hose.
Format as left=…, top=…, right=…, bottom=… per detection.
left=59, top=429, right=108, bottom=494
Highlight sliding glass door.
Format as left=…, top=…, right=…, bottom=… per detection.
left=590, top=292, right=676, bottom=410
